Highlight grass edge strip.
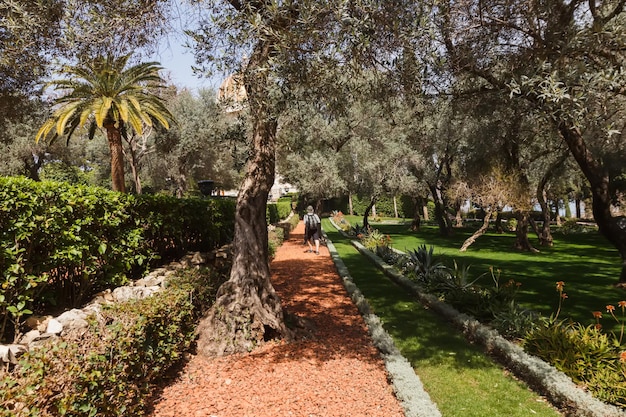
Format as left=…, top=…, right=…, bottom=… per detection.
left=322, top=226, right=442, bottom=417
left=336, top=220, right=626, bottom=417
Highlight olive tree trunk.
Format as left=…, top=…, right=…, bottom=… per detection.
left=514, top=211, right=539, bottom=252
left=197, top=39, right=292, bottom=356
left=558, top=122, right=626, bottom=283
left=460, top=208, right=492, bottom=252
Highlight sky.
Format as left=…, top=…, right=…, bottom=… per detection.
left=148, top=0, right=228, bottom=93
left=151, top=41, right=222, bottom=93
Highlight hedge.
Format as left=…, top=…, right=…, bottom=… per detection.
left=266, top=197, right=293, bottom=224
left=0, top=177, right=235, bottom=343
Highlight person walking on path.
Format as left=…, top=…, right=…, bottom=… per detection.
left=304, top=205, right=321, bottom=255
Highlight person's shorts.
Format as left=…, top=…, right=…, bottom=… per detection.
left=307, top=228, right=320, bottom=240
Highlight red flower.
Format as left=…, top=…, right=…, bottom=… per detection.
left=556, top=281, right=565, bottom=291
left=607, top=305, right=616, bottom=313
left=592, top=311, right=603, bottom=319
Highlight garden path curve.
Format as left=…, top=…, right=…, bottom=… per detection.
left=149, top=220, right=404, bottom=417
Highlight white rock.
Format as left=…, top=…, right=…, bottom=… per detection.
left=19, top=330, right=41, bottom=345
left=0, top=344, right=28, bottom=364
left=57, top=309, right=89, bottom=331
left=112, top=286, right=145, bottom=302
left=46, top=318, right=63, bottom=334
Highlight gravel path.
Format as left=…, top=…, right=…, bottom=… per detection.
left=149, top=221, right=404, bottom=417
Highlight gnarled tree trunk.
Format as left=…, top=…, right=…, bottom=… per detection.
left=362, top=195, right=377, bottom=231
left=536, top=154, right=568, bottom=246
left=514, top=211, right=539, bottom=252
left=558, top=122, right=626, bottom=283
left=197, top=39, right=292, bottom=356
left=410, top=196, right=422, bottom=232
left=429, top=182, right=453, bottom=237
left=460, top=208, right=492, bottom=252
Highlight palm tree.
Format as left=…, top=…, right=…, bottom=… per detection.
left=36, top=55, right=175, bottom=192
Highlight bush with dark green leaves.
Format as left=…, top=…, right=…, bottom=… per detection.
left=0, top=177, right=235, bottom=343
left=266, top=197, right=292, bottom=224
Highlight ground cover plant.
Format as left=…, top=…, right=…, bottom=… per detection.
left=0, top=267, right=223, bottom=417
left=323, top=219, right=561, bottom=417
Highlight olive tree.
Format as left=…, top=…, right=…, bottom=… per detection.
left=429, top=0, right=626, bottom=282
left=189, top=0, right=414, bottom=355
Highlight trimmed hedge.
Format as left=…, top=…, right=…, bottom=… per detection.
left=267, top=197, right=293, bottom=224
left=326, top=195, right=416, bottom=218
left=0, top=177, right=235, bottom=343
left=0, top=267, right=221, bottom=417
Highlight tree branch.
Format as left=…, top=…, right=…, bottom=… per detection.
left=227, top=0, right=242, bottom=11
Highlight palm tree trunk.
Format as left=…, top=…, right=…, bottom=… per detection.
left=105, top=122, right=126, bottom=193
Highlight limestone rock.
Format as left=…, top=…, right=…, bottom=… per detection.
left=191, top=252, right=207, bottom=265
left=19, top=330, right=41, bottom=345
left=46, top=319, right=63, bottom=335
left=57, top=309, right=89, bottom=332
left=0, top=344, right=28, bottom=364
left=112, top=286, right=151, bottom=302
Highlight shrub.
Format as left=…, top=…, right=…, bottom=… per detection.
left=0, top=177, right=236, bottom=343
left=360, top=229, right=391, bottom=252
left=266, top=198, right=292, bottom=224
left=491, top=303, right=540, bottom=340
left=331, top=211, right=351, bottom=232
left=268, top=226, right=285, bottom=259
left=557, top=219, right=598, bottom=234
left=0, top=267, right=223, bottom=416
left=524, top=319, right=626, bottom=407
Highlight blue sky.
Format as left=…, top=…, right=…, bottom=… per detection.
left=152, top=42, right=221, bottom=92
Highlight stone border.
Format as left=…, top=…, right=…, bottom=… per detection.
left=328, top=218, right=626, bottom=417
left=0, top=249, right=228, bottom=367
left=322, top=228, right=442, bottom=417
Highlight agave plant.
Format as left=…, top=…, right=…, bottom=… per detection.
left=408, top=245, right=449, bottom=283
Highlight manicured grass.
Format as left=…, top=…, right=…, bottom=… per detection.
left=343, top=215, right=625, bottom=331
left=324, top=220, right=561, bottom=417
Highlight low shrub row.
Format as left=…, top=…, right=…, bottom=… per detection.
left=0, top=177, right=236, bottom=343
left=267, top=197, right=293, bottom=224
left=0, top=267, right=224, bottom=417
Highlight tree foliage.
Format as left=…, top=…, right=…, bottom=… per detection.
left=36, top=55, right=175, bottom=192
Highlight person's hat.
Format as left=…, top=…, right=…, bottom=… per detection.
left=306, top=205, right=314, bottom=213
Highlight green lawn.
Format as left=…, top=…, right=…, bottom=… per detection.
left=342, top=215, right=625, bottom=331
left=324, top=219, right=561, bottom=417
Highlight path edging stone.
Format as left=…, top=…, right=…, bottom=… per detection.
left=323, top=228, right=442, bottom=417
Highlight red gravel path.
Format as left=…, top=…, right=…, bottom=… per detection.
left=150, top=221, right=404, bottom=417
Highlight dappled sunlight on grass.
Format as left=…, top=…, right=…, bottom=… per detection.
left=324, top=222, right=561, bottom=417
left=344, top=219, right=624, bottom=330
